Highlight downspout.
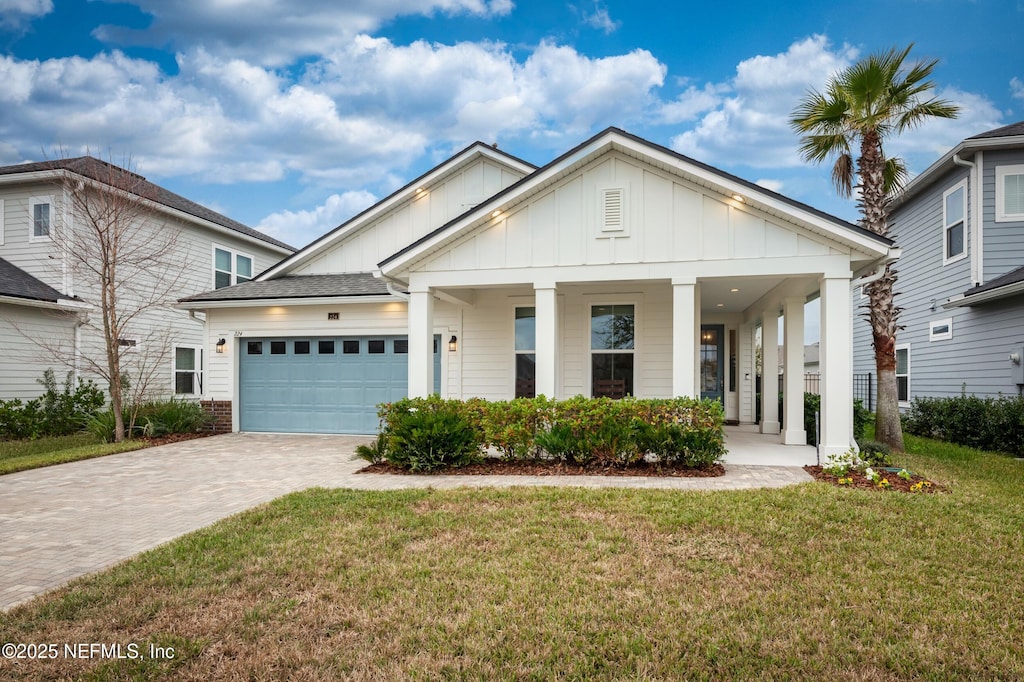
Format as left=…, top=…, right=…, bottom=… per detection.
left=851, top=247, right=903, bottom=289
left=953, top=152, right=982, bottom=286
left=373, top=271, right=411, bottom=301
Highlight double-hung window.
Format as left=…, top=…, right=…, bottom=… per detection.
left=29, top=196, right=53, bottom=241
left=173, top=345, right=203, bottom=395
left=895, top=344, right=910, bottom=405
left=996, top=165, right=1024, bottom=222
left=213, top=246, right=253, bottom=289
left=942, top=182, right=966, bottom=264
left=591, top=304, right=634, bottom=398
left=514, top=307, right=536, bottom=398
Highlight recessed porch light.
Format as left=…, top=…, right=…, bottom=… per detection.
left=732, top=194, right=744, bottom=203
left=491, top=209, right=502, bottom=218
left=716, top=303, right=724, bottom=307
left=730, top=288, right=740, bottom=292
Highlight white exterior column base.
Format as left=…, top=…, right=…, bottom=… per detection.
left=761, top=310, right=780, bottom=434
left=782, top=296, right=807, bottom=445
left=819, top=275, right=853, bottom=456
left=672, top=278, right=697, bottom=398
left=407, top=288, right=434, bottom=398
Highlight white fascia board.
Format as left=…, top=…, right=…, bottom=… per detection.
left=0, top=168, right=292, bottom=256
left=943, top=281, right=1024, bottom=308
left=0, top=294, right=92, bottom=311
left=257, top=145, right=536, bottom=282
left=893, top=134, right=1024, bottom=208
left=175, top=294, right=402, bottom=310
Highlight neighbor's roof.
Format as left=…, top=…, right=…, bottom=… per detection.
left=0, top=157, right=294, bottom=252
left=0, top=257, right=69, bottom=303
left=180, top=273, right=390, bottom=303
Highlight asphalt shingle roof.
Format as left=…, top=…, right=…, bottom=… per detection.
left=0, top=258, right=67, bottom=303
left=964, top=265, right=1024, bottom=297
left=181, top=273, right=391, bottom=302
left=0, top=157, right=294, bottom=252
left=966, top=121, right=1024, bottom=140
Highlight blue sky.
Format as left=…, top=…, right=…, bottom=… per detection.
left=1, top=0, right=1021, bottom=251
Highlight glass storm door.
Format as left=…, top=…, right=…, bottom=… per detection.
left=700, top=325, right=725, bottom=404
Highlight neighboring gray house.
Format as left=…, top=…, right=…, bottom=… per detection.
left=852, top=121, right=1024, bottom=404
left=0, top=157, right=293, bottom=401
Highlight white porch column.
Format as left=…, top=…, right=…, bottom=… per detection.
left=534, top=283, right=559, bottom=398
left=407, top=287, right=434, bottom=398
left=820, top=276, right=854, bottom=457
left=761, top=310, right=780, bottom=434
left=672, top=278, right=697, bottom=398
left=782, top=296, right=807, bottom=445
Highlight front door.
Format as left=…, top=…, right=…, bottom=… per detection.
left=700, top=324, right=725, bottom=404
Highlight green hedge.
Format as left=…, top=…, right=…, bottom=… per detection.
left=368, top=395, right=726, bottom=472
left=903, top=394, right=1024, bottom=456
left=0, top=370, right=105, bottom=440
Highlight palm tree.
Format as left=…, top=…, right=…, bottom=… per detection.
left=790, top=45, right=958, bottom=451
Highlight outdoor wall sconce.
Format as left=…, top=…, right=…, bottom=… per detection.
left=216, top=338, right=226, bottom=353
left=449, top=335, right=458, bottom=352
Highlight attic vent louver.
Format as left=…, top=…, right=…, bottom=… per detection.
left=601, top=188, right=625, bottom=232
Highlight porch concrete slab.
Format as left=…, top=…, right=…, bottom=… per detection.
left=723, top=424, right=820, bottom=467
left=0, top=432, right=811, bottom=611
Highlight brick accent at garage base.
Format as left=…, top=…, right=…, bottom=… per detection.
left=201, top=400, right=232, bottom=433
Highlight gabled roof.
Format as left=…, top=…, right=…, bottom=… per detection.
left=380, top=127, right=892, bottom=274
left=0, top=257, right=70, bottom=303
left=0, top=157, right=294, bottom=253
left=180, top=272, right=389, bottom=304
left=893, top=120, right=1024, bottom=208
left=255, top=142, right=536, bottom=281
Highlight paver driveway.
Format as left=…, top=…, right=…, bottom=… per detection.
left=0, top=433, right=810, bottom=610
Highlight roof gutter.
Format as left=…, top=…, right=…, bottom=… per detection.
left=373, top=271, right=410, bottom=301
left=851, top=247, right=902, bottom=288
left=943, top=280, right=1024, bottom=308
left=0, top=294, right=92, bottom=311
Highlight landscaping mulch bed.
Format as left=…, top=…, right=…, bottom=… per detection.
left=359, top=460, right=725, bottom=478
left=804, top=465, right=943, bottom=493
left=140, top=431, right=217, bottom=447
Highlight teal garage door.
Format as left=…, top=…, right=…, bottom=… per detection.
left=239, top=335, right=441, bottom=434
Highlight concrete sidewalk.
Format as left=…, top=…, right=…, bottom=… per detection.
left=0, top=432, right=812, bottom=611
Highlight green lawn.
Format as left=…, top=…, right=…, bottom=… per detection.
left=1, top=435, right=1022, bottom=680
left=0, top=434, right=147, bottom=476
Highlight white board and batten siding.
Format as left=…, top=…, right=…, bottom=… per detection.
left=295, top=158, right=527, bottom=275
left=420, top=152, right=848, bottom=275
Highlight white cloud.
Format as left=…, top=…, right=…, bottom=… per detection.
left=669, top=35, right=858, bottom=169
left=256, top=191, right=378, bottom=248
left=755, top=178, right=784, bottom=193
left=93, top=0, right=514, bottom=67
left=582, top=3, right=619, bottom=34
left=0, top=0, right=52, bottom=28
left=1011, top=77, right=1024, bottom=102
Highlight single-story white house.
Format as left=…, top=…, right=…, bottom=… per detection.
left=180, top=128, right=895, bottom=457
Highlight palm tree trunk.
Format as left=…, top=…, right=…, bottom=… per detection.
left=867, top=266, right=905, bottom=451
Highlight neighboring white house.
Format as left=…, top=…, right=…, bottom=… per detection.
left=0, top=157, right=293, bottom=402
left=181, top=128, right=895, bottom=457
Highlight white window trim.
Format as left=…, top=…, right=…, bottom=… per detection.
left=928, top=318, right=953, bottom=342
left=212, top=244, right=255, bottom=289
left=172, top=344, right=204, bottom=396
left=585, top=294, right=641, bottom=397
left=28, top=195, right=54, bottom=243
left=995, top=164, right=1024, bottom=222
left=942, top=181, right=967, bottom=265
left=896, top=343, right=911, bottom=407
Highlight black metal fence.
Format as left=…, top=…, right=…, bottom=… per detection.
left=801, top=373, right=874, bottom=411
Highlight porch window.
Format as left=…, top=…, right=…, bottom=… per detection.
left=591, top=304, right=634, bottom=398
left=896, top=344, right=910, bottom=405
left=514, top=307, right=536, bottom=398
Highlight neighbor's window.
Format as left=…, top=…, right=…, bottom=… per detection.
left=29, top=196, right=53, bottom=241
left=929, top=318, right=953, bottom=342
left=591, top=304, right=634, bottom=398
left=996, top=165, right=1024, bottom=222
left=514, top=307, right=536, bottom=398
left=943, top=182, right=966, bottom=264
left=173, top=346, right=202, bottom=395
left=213, top=246, right=254, bottom=289
left=895, top=345, right=910, bottom=404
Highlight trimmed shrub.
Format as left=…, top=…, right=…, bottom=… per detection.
left=857, top=440, right=893, bottom=467
left=483, top=396, right=551, bottom=460
left=0, top=370, right=104, bottom=440
left=133, top=399, right=210, bottom=437
left=378, top=396, right=484, bottom=472
left=904, top=394, right=1024, bottom=456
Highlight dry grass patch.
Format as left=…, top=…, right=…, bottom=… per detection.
left=2, top=438, right=1024, bottom=680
